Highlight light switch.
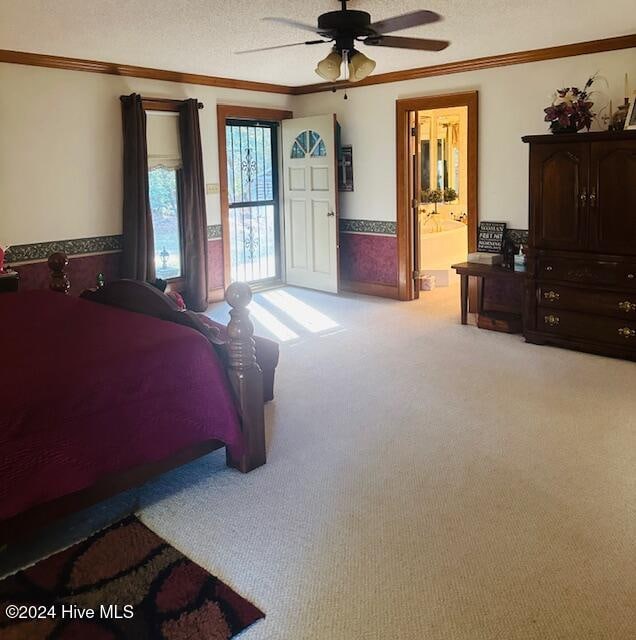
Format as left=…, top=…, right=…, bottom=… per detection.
left=206, top=183, right=220, bottom=194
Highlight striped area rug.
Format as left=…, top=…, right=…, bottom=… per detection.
left=0, top=515, right=263, bottom=639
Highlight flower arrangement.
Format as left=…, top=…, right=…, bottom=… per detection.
left=421, top=188, right=443, bottom=205
left=443, top=187, right=458, bottom=202
left=544, top=75, right=597, bottom=133
left=421, top=187, right=459, bottom=208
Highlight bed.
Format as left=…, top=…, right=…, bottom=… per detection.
left=0, top=253, right=272, bottom=544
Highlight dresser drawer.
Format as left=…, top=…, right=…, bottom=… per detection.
left=538, top=257, right=636, bottom=289
left=538, top=307, right=636, bottom=347
left=537, top=285, right=636, bottom=319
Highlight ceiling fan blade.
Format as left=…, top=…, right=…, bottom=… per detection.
left=262, top=17, right=319, bottom=34
left=364, top=35, right=449, bottom=52
left=235, top=40, right=327, bottom=54
left=369, top=10, right=442, bottom=35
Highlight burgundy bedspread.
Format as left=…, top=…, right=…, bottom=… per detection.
left=0, top=290, right=242, bottom=522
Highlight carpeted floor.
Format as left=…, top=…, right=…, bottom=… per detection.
left=6, top=285, right=636, bottom=639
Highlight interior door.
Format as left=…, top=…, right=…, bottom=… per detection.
left=282, top=115, right=339, bottom=293
left=410, top=111, right=421, bottom=296
left=530, top=142, right=589, bottom=251
left=589, top=140, right=636, bottom=255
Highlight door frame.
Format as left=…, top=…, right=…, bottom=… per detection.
left=396, top=91, right=478, bottom=300
left=217, top=105, right=293, bottom=290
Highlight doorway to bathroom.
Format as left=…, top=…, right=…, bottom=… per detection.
left=396, top=92, right=478, bottom=301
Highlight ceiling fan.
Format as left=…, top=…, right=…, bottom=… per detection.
left=235, top=0, right=449, bottom=83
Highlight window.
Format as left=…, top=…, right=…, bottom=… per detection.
left=146, top=112, right=183, bottom=279
left=290, top=130, right=327, bottom=159
left=149, top=167, right=181, bottom=279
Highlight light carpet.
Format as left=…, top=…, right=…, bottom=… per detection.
left=9, top=285, right=636, bottom=639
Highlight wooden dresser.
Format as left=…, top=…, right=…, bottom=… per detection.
left=522, top=131, right=636, bottom=361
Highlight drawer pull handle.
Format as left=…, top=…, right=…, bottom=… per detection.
left=628, top=274, right=635, bottom=280
left=618, top=301, right=636, bottom=312
left=544, top=314, right=560, bottom=327
left=543, top=290, right=560, bottom=302
left=579, top=191, right=587, bottom=204
left=545, top=265, right=553, bottom=272
left=618, top=327, right=636, bottom=339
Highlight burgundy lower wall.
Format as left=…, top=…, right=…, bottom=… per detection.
left=13, top=253, right=121, bottom=295
left=13, top=241, right=223, bottom=296
left=340, top=234, right=398, bottom=286
left=12, top=234, right=392, bottom=296
left=207, top=239, right=224, bottom=290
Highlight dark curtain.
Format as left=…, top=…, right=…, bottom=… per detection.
left=179, top=99, right=209, bottom=311
left=120, top=93, right=155, bottom=282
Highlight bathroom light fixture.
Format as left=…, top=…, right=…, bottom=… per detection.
left=315, top=48, right=375, bottom=83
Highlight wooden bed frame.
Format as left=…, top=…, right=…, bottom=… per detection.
left=1, top=252, right=266, bottom=545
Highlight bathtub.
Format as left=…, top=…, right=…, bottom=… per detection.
left=419, top=219, right=468, bottom=287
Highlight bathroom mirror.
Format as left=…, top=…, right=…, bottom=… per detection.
left=418, top=111, right=463, bottom=202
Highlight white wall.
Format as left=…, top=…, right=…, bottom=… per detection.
left=0, top=63, right=293, bottom=246
left=2, top=48, right=635, bottom=246
left=293, top=48, right=636, bottom=228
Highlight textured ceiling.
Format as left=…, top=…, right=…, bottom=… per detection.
left=0, top=1, right=633, bottom=86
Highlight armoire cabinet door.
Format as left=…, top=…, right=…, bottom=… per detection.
left=589, top=140, right=636, bottom=255
left=530, top=143, right=589, bottom=251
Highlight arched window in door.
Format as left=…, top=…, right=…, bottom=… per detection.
left=290, top=130, right=327, bottom=159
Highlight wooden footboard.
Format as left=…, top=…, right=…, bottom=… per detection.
left=47, top=252, right=266, bottom=473
left=70, top=279, right=266, bottom=475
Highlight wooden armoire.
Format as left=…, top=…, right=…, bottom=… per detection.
left=522, top=131, right=636, bottom=360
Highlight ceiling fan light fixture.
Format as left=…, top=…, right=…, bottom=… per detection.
left=315, top=49, right=342, bottom=81
left=348, top=50, right=376, bottom=82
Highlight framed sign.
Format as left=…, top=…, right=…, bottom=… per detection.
left=338, top=145, right=354, bottom=192
left=625, top=96, right=636, bottom=130
left=477, top=222, right=507, bottom=253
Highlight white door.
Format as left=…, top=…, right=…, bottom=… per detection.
left=282, top=115, right=339, bottom=293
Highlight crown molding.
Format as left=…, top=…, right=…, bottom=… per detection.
left=0, top=49, right=295, bottom=95
left=293, top=34, right=636, bottom=94
left=1, top=34, right=634, bottom=97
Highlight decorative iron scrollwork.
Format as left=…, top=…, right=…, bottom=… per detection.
left=241, top=148, right=257, bottom=184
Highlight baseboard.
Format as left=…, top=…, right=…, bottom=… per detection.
left=208, top=287, right=225, bottom=303
left=340, top=279, right=400, bottom=299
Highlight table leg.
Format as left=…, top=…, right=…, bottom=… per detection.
left=476, top=276, right=484, bottom=314
left=460, top=274, right=468, bottom=325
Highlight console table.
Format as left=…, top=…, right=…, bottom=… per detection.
left=451, top=262, right=527, bottom=333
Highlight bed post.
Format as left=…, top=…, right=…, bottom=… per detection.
left=48, top=252, right=70, bottom=294
left=224, top=282, right=266, bottom=473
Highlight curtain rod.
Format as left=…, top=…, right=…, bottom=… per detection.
left=121, top=95, right=204, bottom=109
